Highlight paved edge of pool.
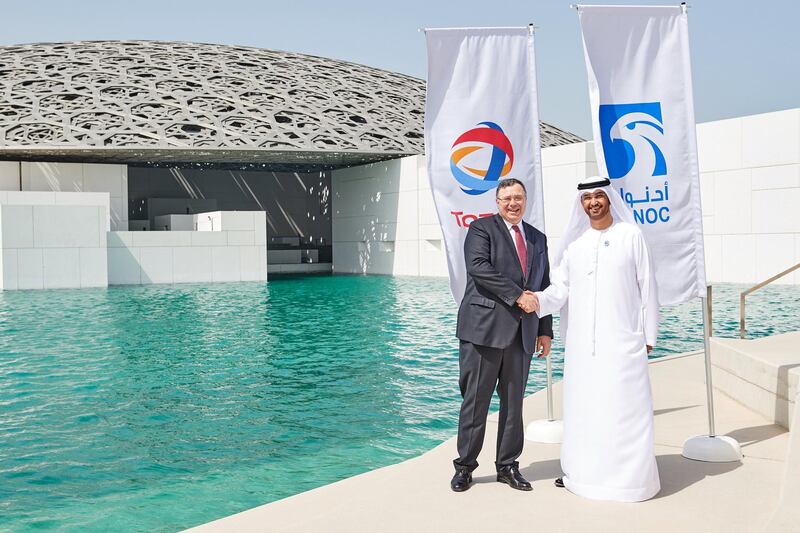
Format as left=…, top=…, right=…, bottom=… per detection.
left=185, top=348, right=794, bottom=533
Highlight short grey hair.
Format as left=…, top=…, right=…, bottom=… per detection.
left=495, top=178, right=527, bottom=198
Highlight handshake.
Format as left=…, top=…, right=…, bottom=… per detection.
left=516, top=290, right=540, bottom=314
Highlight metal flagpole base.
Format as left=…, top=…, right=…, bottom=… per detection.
left=525, top=418, right=563, bottom=443
left=681, top=435, right=742, bottom=462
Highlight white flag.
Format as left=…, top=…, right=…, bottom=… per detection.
left=578, top=5, right=706, bottom=306
left=425, top=27, right=545, bottom=304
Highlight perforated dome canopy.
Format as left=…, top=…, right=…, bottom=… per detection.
left=0, top=40, right=583, bottom=169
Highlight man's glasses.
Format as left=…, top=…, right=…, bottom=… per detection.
left=496, top=195, right=526, bottom=204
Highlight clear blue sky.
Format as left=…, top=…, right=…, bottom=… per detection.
left=1, top=0, right=796, bottom=139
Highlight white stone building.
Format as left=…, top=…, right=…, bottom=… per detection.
left=332, top=108, right=800, bottom=285
left=0, top=41, right=796, bottom=289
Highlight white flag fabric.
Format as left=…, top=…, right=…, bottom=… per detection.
left=425, top=27, right=545, bottom=304
left=578, top=5, right=706, bottom=306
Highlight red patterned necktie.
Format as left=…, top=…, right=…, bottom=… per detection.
left=512, top=224, right=527, bottom=281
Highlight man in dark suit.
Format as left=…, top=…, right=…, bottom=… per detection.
left=451, top=177, right=553, bottom=492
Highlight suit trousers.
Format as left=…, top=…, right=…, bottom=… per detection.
left=454, top=327, right=533, bottom=471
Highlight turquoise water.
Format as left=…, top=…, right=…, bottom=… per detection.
left=0, top=276, right=797, bottom=532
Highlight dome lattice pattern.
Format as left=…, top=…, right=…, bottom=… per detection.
left=0, top=40, right=582, bottom=168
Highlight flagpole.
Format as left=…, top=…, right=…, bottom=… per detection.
left=525, top=21, right=562, bottom=444
left=678, top=0, right=740, bottom=462
left=703, top=290, right=716, bottom=436
left=681, top=287, right=742, bottom=462
left=526, top=352, right=562, bottom=443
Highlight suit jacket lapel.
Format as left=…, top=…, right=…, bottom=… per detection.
left=494, top=214, right=518, bottom=258
left=496, top=214, right=530, bottom=281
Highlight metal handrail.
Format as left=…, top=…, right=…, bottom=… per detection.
left=740, top=262, right=800, bottom=339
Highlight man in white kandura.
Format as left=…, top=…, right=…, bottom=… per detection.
left=531, top=176, right=660, bottom=502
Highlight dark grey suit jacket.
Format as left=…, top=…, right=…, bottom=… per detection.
left=456, top=214, right=553, bottom=355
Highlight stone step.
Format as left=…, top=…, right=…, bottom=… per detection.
left=710, top=332, right=800, bottom=429
left=766, top=391, right=800, bottom=532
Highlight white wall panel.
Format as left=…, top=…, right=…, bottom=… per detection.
left=419, top=224, right=443, bottom=241
left=139, top=246, right=174, bottom=284
left=131, top=230, right=191, bottom=247
left=173, top=246, right=213, bottom=283
left=227, top=231, right=255, bottom=246
left=4, top=191, right=56, bottom=205
left=542, top=163, right=584, bottom=238
left=702, top=215, right=716, bottom=235
left=109, top=197, right=124, bottom=232
left=195, top=211, right=221, bottom=231
left=107, top=232, right=133, bottom=248
left=703, top=235, right=723, bottom=283
left=741, top=109, right=800, bottom=168
left=0, top=195, right=108, bottom=291
left=417, top=156, right=431, bottom=192
left=257, top=245, right=267, bottom=278
left=755, top=234, right=796, bottom=284
left=752, top=189, right=800, bottom=234
left=190, top=231, right=228, bottom=246
left=699, top=172, right=715, bottom=216
left=419, top=239, right=449, bottom=277
left=18, top=162, right=126, bottom=231
left=107, top=247, right=141, bottom=285
left=359, top=242, right=394, bottom=275
left=239, top=246, right=261, bottom=281
left=23, top=162, right=83, bottom=192
left=212, top=246, right=241, bottom=282
left=1, top=206, right=34, bottom=248
left=391, top=240, right=419, bottom=276
left=541, top=142, right=593, bottom=168
left=712, top=170, right=752, bottom=235
left=254, top=225, right=267, bottom=245
left=2, top=249, right=17, bottom=290
left=17, top=248, right=44, bottom=290
left=79, top=247, right=108, bottom=287
left=43, top=248, right=80, bottom=289
left=395, top=190, right=420, bottom=241
left=417, top=191, right=439, bottom=226
left=332, top=242, right=361, bottom=274
left=0, top=161, right=20, bottom=191
left=53, top=191, right=109, bottom=207
left=83, top=164, right=124, bottom=196
left=696, top=117, right=742, bottom=172
left=105, top=225, right=263, bottom=286
left=721, top=235, right=756, bottom=283
left=33, top=206, right=101, bottom=248
left=751, top=164, right=800, bottom=191
left=333, top=155, right=417, bottom=276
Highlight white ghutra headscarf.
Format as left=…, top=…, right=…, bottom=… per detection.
left=552, top=176, right=636, bottom=268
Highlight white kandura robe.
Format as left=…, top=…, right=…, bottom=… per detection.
left=537, top=221, right=660, bottom=502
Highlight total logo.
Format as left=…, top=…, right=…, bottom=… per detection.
left=450, top=121, right=514, bottom=195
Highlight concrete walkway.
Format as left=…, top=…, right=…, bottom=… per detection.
left=188, top=352, right=791, bottom=533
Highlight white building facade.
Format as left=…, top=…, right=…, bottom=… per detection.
left=0, top=108, right=796, bottom=290
left=332, top=108, right=800, bottom=285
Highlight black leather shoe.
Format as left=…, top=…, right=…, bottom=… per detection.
left=496, top=464, right=532, bottom=491
left=554, top=477, right=564, bottom=488
left=451, top=467, right=473, bottom=492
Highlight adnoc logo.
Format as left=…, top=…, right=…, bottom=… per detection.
left=450, top=121, right=514, bottom=195
left=599, top=102, right=667, bottom=179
